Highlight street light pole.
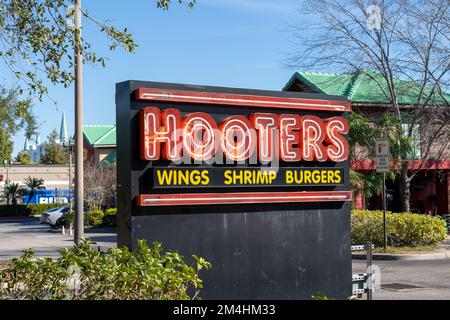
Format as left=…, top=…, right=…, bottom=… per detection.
left=74, top=0, right=84, bottom=246
left=63, top=139, right=74, bottom=228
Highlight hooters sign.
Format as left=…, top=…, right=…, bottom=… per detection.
left=117, top=84, right=352, bottom=207
left=116, top=81, right=353, bottom=298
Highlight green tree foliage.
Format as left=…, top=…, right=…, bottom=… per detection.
left=0, top=127, right=13, bottom=162
left=0, top=87, right=35, bottom=161
left=2, top=183, right=24, bottom=212
left=16, top=151, right=31, bottom=164
left=348, top=112, right=405, bottom=205
left=40, top=129, right=68, bottom=164
left=157, top=0, right=196, bottom=9
left=0, top=0, right=194, bottom=167
left=0, top=239, right=211, bottom=300
left=23, top=176, right=45, bottom=205
left=0, top=0, right=195, bottom=98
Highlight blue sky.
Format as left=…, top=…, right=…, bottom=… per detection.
left=6, top=0, right=304, bottom=156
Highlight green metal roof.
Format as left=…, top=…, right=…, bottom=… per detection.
left=284, top=70, right=450, bottom=105
left=83, top=125, right=116, bottom=146
left=102, top=150, right=117, bottom=166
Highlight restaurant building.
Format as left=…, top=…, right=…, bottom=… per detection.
left=83, top=125, right=116, bottom=164
left=284, top=70, right=450, bottom=215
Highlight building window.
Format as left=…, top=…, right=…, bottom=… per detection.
left=401, top=116, right=421, bottom=160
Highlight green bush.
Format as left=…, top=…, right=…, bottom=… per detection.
left=26, top=204, right=63, bottom=216
left=0, top=204, right=62, bottom=217
left=0, top=239, right=211, bottom=300
left=102, top=208, right=117, bottom=227
left=351, top=210, right=447, bottom=247
left=84, top=210, right=104, bottom=227
left=59, top=210, right=74, bottom=228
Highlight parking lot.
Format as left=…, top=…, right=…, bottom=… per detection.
left=353, top=258, right=450, bottom=300
left=0, top=219, right=116, bottom=262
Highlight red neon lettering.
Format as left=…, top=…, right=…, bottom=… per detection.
left=140, top=107, right=350, bottom=163
left=250, top=113, right=279, bottom=163
left=324, top=116, right=349, bottom=162
left=302, top=115, right=327, bottom=162
left=219, top=115, right=257, bottom=161
left=280, top=114, right=301, bottom=162
left=182, top=112, right=219, bottom=161
left=140, top=107, right=181, bottom=161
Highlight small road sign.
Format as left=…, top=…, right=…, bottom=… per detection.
left=375, top=139, right=390, bottom=173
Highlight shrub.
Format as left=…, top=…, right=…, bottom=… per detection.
left=0, top=239, right=211, bottom=300
left=0, top=204, right=62, bottom=217
left=102, top=208, right=117, bottom=227
left=351, top=210, right=447, bottom=247
left=59, top=210, right=74, bottom=228
left=26, top=204, right=63, bottom=216
left=84, top=210, right=104, bottom=227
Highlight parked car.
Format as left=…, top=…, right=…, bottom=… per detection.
left=40, top=206, right=69, bottom=227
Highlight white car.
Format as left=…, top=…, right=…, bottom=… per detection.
left=40, top=206, right=70, bottom=227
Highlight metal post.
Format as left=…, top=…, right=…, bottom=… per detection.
left=68, top=146, right=73, bottom=223
left=74, top=0, right=84, bottom=246
left=383, top=172, right=387, bottom=251
left=367, top=242, right=373, bottom=300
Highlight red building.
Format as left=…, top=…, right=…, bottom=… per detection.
left=284, top=70, right=450, bottom=215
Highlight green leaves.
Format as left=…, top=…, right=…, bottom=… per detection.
left=0, top=239, right=211, bottom=300
left=156, top=0, right=196, bottom=10
left=40, top=129, right=68, bottom=165
left=0, top=0, right=195, bottom=99
left=0, top=86, right=35, bottom=160
left=351, top=210, right=447, bottom=247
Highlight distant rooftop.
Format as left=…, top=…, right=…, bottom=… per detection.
left=283, top=70, right=450, bottom=105
left=83, top=125, right=116, bottom=147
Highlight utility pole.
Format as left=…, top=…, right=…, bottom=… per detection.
left=375, top=139, right=390, bottom=252
left=74, top=0, right=84, bottom=246
left=63, top=139, right=74, bottom=225
left=382, top=172, right=387, bottom=251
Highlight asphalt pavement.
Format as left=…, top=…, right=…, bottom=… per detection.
left=0, top=219, right=116, bottom=262
left=353, top=258, right=450, bottom=299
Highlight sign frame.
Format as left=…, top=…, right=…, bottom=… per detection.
left=116, top=80, right=353, bottom=299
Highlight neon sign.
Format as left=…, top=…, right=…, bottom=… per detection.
left=128, top=86, right=352, bottom=206
left=140, top=108, right=349, bottom=163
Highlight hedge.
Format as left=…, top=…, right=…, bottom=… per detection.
left=0, top=239, right=211, bottom=300
left=0, top=204, right=62, bottom=217
left=60, top=208, right=117, bottom=228
left=84, top=210, right=104, bottom=227
left=102, top=208, right=117, bottom=226
left=351, top=210, right=447, bottom=247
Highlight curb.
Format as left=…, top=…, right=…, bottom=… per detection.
left=352, top=249, right=450, bottom=261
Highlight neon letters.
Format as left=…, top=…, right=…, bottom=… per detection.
left=140, top=107, right=349, bottom=163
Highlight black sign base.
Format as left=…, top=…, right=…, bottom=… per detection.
left=132, top=201, right=351, bottom=299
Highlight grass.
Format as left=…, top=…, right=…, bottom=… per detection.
left=355, top=245, right=443, bottom=254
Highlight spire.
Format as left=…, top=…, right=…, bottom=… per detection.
left=59, top=112, right=68, bottom=143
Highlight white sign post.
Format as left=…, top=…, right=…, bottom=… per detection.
left=375, top=139, right=390, bottom=251
left=375, top=139, right=390, bottom=173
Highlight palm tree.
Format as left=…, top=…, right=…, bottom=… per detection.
left=350, top=170, right=381, bottom=209
left=24, top=176, right=45, bottom=206
left=3, top=183, right=25, bottom=214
